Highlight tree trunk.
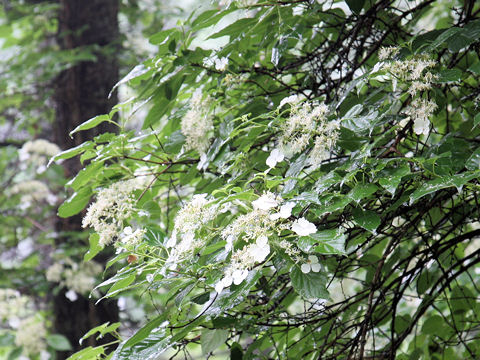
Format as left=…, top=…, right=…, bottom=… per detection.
left=52, top=0, right=120, bottom=357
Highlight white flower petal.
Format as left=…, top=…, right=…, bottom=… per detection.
left=165, top=236, right=176, bottom=248
left=256, top=235, right=268, bottom=247
left=232, top=269, right=248, bottom=285
left=222, top=275, right=233, bottom=288
left=123, top=226, right=133, bottom=235
left=310, top=263, right=321, bottom=272
left=300, top=263, right=311, bottom=273
left=215, top=281, right=224, bottom=294
left=269, top=213, right=281, bottom=220
left=214, top=57, right=228, bottom=71
left=65, top=290, right=78, bottom=302
left=291, top=217, right=317, bottom=236
left=279, top=202, right=295, bottom=218
left=253, top=243, right=270, bottom=262
left=252, top=194, right=278, bottom=211
left=266, top=148, right=285, bottom=168
left=308, top=255, right=319, bottom=264
left=197, top=153, right=208, bottom=170
left=182, top=232, right=195, bottom=246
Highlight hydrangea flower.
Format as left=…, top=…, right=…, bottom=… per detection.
left=252, top=193, right=279, bottom=210
left=291, top=217, right=317, bottom=236
left=266, top=148, right=285, bottom=168
left=301, top=255, right=321, bottom=273
left=270, top=202, right=295, bottom=220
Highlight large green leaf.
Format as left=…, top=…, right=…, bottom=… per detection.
left=290, top=266, right=329, bottom=300
left=201, top=329, right=228, bottom=355
left=57, top=187, right=92, bottom=218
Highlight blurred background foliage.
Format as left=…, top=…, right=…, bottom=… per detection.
left=1, top=0, right=480, bottom=359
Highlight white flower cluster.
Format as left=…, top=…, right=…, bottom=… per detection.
left=181, top=90, right=213, bottom=154
left=405, top=98, right=438, bottom=136
left=215, top=192, right=319, bottom=293
left=165, top=194, right=218, bottom=267
left=204, top=55, right=229, bottom=71
left=18, top=138, right=60, bottom=173
left=9, top=180, right=57, bottom=209
left=215, top=235, right=270, bottom=293
left=46, top=258, right=103, bottom=299
left=121, top=226, right=147, bottom=247
left=278, top=239, right=301, bottom=261
left=378, top=46, right=400, bottom=61
left=0, top=289, right=29, bottom=321
left=0, top=290, right=48, bottom=357
left=380, top=51, right=438, bottom=136
left=273, top=100, right=339, bottom=168
left=381, top=53, right=437, bottom=96
left=15, top=316, right=48, bottom=356
left=82, top=178, right=147, bottom=246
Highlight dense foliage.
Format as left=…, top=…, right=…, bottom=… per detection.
left=4, top=0, right=480, bottom=359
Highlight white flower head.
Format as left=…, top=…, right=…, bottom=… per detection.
left=266, top=148, right=285, bottom=168
left=252, top=193, right=279, bottom=211
left=251, top=235, right=270, bottom=262
left=291, top=217, right=317, bottom=236
left=279, top=94, right=301, bottom=109
left=271, top=201, right=295, bottom=220
left=65, top=290, right=78, bottom=302
left=215, top=274, right=233, bottom=294
left=214, top=57, right=229, bottom=71
left=300, top=255, right=321, bottom=273
left=413, top=116, right=430, bottom=136
left=232, top=269, right=249, bottom=285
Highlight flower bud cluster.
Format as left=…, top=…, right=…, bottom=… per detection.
left=274, top=99, right=339, bottom=168
left=181, top=90, right=213, bottom=154
left=82, top=178, right=147, bottom=246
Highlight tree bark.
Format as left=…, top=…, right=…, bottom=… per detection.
left=52, top=0, right=120, bottom=357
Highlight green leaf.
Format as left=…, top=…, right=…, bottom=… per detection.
left=0, top=333, right=14, bottom=347
left=69, top=114, right=111, bottom=136
left=123, top=314, right=168, bottom=348
left=58, top=187, right=92, bottom=218
left=425, top=27, right=462, bottom=51
left=467, top=62, right=480, bottom=74
left=192, top=292, right=210, bottom=305
left=110, top=64, right=151, bottom=96
left=66, top=346, right=105, bottom=360
left=421, top=315, right=443, bottom=335
left=106, top=273, right=136, bottom=297
left=473, top=113, right=480, bottom=129
left=394, top=314, right=411, bottom=334
left=345, top=0, right=365, bottom=14
left=290, top=266, right=329, bottom=300
left=47, top=141, right=94, bottom=167
left=46, top=334, right=72, bottom=351
left=437, top=69, right=462, bottom=83
left=208, top=17, right=258, bottom=40
left=143, top=98, right=170, bottom=129
left=298, top=230, right=346, bottom=255
left=164, top=130, right=186, bottom=153
left=348, top=183, right=378, bottom=203
left=84, top=233, right=103, bottom=262
left=466, top=147, right=480, bottom=170
left=409, top=172, right=479, bottom=204
left=67, top=161, right=104, bottom=191
left=378, top=165, right=410, bottom=195
left=201, top=329, right=228, bottom=355
left=352, top=208, right=381, bottom=233
left=230, top=342, right=243, bottom=360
